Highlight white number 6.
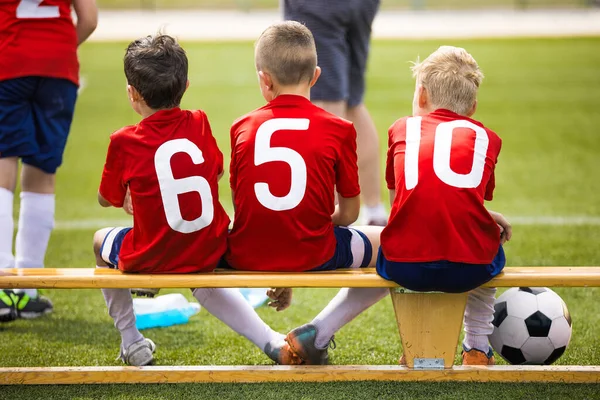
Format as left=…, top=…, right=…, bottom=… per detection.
left=154, top=139, right=214, bottom=234
left=254, top=118, right=308, bottom=211
left=17, top=0, right=59, bottom=19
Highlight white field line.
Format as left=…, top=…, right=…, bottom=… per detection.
left=53, top=216, right=600, bottom=230
left=88, top=10, right=600, bottom=42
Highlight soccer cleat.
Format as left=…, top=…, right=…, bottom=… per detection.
left=285, top=324, right=334, bottom=365
left=462, top=345, right=495, bottom=366
left=264, top=338, right=303, bottom=365
left=0, top=290, right=18, bottom=323
left=13, top=291, right=53, bottom=319
left=120, top=338, right=156, bottom=366
left=130, top=288, right=160, bottom=298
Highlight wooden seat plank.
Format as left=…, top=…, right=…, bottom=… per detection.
left=1, top=365, right=598, bottom=384
left=0, top=267, right=599, bottom=289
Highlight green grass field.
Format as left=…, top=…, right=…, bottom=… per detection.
left=1, top=37, right=600, bottom=399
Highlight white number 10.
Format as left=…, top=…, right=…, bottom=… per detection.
left=17, top=0, right=59, bottom=19
left=405, top=117, right=489, bottom=190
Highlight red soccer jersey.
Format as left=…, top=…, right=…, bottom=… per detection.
left=226, top=95, right=360, bottom=271
left=99, top=108, right=230, bottom=273
left=381, top=109, right=502, bottom=264
left=0, top=0, right=79, bottom=85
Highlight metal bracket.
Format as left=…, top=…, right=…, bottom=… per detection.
left=413, top=358, right=445, bottom=370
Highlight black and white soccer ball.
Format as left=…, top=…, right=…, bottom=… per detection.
left=489, top=287, right=572, bottom=365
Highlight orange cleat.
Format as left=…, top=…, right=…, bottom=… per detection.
left=264, top=338, right=304, bottom=365
left=462, top=347, right=495, bottom=366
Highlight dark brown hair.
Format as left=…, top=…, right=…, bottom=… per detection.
left=124, top=34, right=188, bottom=110
left=255, top=21, right=317, bottom=85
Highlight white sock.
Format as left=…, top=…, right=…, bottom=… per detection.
left=192, top=288, right=283, bottom=351
left=311, top=288, right=389, bottom=349
left=361, top=203, right=387, bottom=224
left=98, top=266, right=144, bottom=350
left=15, top=192, right=55, bottom=269
left=0, top=188, right=15, bottom=268
left=463, top=287, right=497, bottom=353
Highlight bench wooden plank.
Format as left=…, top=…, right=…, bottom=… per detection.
left=1, top=267, right=599, bottom=289
left=1, top=365, right=598, bottom=384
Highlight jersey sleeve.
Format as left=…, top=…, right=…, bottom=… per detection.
left=98, top=133, right=127, bottom=208
left=201, top=111, right=224, bottom=176
left=335, top=123, right=360, bottom=198
left=385, top=125, right=397, bottom=190
left=484, top=134, right=502, bottom=201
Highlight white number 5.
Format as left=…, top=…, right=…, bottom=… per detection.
left=405, top=117, right=489, bottom=190
left=154, top=139, right=214, bottom=234
left=254, top=118, right=308, bottom=211
left=17, top=0, right=59, bottom=18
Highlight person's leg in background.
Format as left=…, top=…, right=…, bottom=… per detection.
left=346, top=0, right=386, bottom=225
left=11, top=78, right=78, bottom=318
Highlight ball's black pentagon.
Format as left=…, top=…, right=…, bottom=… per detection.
left=544, top=346, right=566, bottom=365
left=525, top=311, right=553, bottom=337
left=501, top=345, right=526, bottom=365
left=562, top=302, right=572, bottom=327
left=519, top=287, right=547, bottom=295
left=492, top=301, right=508, bottom=328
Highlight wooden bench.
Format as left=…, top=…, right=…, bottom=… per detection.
left=1, top=266, right=599, bottom=385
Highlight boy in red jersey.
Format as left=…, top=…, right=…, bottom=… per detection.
left=283, top=46, right=512, bottom=366
left=94, top=35, right=288, bottom=366
left=225, top=21, right=384, bottom=365
left=0, top=0, right=97, bottom=321
left=227, top=21, right=380, bottom=273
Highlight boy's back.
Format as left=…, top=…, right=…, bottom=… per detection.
left=0, top=0, right=79, bottom=85
left=100, top=108, right=230, bottom=273
left=382, top=109, right=502, bottom=265
left=227, top=94, right=359, bottom=271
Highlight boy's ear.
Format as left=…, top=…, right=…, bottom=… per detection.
left=127, top=84, right=141, bottom=102
left=258, top=70, right=273, bottom=91
left=185, top=80, right=190, bottom=90
left=418, top=84, right=428, bottom=109
left=467, top=100, right=477, bottom=117
left=309, top=66, right=322, bottom=88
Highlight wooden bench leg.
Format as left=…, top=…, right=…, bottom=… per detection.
left=390, top=288, right=468, bottom=369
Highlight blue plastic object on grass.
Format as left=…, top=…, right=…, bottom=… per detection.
left=133, top=293, right=200, bottom=330
left=239, top=288, right=269, bottom=308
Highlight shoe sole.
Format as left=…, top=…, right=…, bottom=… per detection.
left=19, top=308, right=53, bottom=319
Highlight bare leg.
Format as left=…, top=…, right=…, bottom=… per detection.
left=347, top=104, right=387, bottom=224
left=352, top=225, right=382, bottom=267
left=312, top=100, right=346, bottom=119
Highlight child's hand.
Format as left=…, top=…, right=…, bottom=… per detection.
left=267, top=288, right=292, bottom=311
left=123, top=187, right=134, bottom=215
left=489, top=210, right=512, bottom=244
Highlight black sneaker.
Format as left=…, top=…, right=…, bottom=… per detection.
left=130, top=288, right=160, bottom=298
left=0, top=289, right=18, bottom=323
left=13, top=291, right=53, bottom=319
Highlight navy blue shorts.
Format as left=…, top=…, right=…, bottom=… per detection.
left=0, top=77, right=78, bottom=173
left=99, top=227, right=133, bottom=269
left=376, top=246, right=506, bottom=293
left=284, top=0, right=380, bottom=107
left=312, top=226, right=373, bottom=271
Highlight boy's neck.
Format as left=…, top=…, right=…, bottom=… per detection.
left=271, top=84, right=311, bottom=101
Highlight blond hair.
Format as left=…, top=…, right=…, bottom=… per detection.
left=411, top=46, right=484, bottom=116
left=255, top=21, right=317, bottom=85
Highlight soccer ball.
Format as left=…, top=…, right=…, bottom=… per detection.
left=489, top=287, right=572, bottom=365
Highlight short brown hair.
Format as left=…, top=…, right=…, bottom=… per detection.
left=124, top=34, right=188, bottom=110
left=412, top=46, right=484, bottom=116
left=255, top=21, right=317, bottom=85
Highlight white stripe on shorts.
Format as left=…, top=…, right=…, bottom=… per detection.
left=349, top=228, right=366, bottom=268
left=101, top=227, right=127, bottom=266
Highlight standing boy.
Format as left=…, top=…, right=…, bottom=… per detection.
left=94, top=34, right=288, bottom=366
left=283, top=46, right=512, bottom=366
left=0, top=0, right=98, bottom=321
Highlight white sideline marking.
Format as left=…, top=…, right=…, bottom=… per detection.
left=52, top=216, right=600, bottom=230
